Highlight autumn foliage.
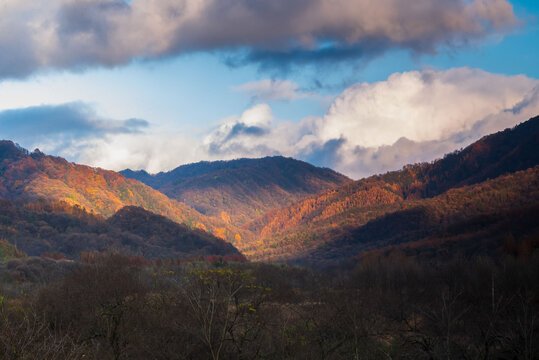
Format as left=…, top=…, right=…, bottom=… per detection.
left=240, top=116, right=539, bottom=264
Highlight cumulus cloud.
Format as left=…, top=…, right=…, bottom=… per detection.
left=0, top=102, right=148, bottom=154
left=234, top=79, right=312, bottom=102
left=72, top=132, right=206, bottom=174
left=11, top=68, right=538, bottom=179
left=204, top=104, right=282, bottom=156
left=320, top=68, right=537, bottom=148
left=0, top=0, right=517, bottom=78
left=62, top=104, right=321, bottom=173
left=199, top=68, right=539, bottom=178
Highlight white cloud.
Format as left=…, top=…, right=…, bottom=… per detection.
left=0, top=0, right=517, bottom=79
left=73, top=132, right=205, bottom=174
left=201, top=68, right=539, bottom=178
left=321, top=68, right=537, bottom=148
left=13, top=68, right=538, bottom=179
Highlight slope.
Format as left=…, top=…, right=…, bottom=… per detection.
left=243, top=116, right=539, bottom=263
left=244, top=166, right=539, bottom=264
left=107, top=206, right=242, bottom=259
left=121, top=156, right=350, bottom=226
left=0, top=142, right=240, bottom=242
left=0, top=200, right=243, bottom=260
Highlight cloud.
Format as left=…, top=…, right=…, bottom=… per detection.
left=234, top=79, right=311, bottom=102
left=11, top=68, right=538, bottom=180
left=0, top=0, right=517, bottom=78
left=0, top=102, right=148, bottom=154
left=73, top=132, right=206, bottom=174
left=321, top=68, right=537, bottom=147
left=203, top=104, right=275, bottom=155
left=199, top=68, right=539, bottom=179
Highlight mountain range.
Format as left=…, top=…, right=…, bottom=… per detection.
left=121, top=156, right=350, bottom=226
left=0, top=141, right=243, bottom=243
left=0, top=115, right=537, bottom=265
left=0, top=200, right=242, bottom=260
left=241, top=115, right=539, bottom=264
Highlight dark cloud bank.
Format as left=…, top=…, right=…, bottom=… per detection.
left=0, top=103, right=148, bottom=152
left=0, top=0, right=517, bottom=79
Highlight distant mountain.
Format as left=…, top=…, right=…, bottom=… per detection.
left=0, top=142, right=240, bottom=242
left=243, top=116, right=539, bottom=264
left=0, top=200, right=243, bottom=260
left=3, top=114, right=537, bottom=265
left=121, top=156, right=350, bottom=226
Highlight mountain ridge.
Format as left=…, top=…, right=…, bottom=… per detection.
left=241, top=116, right=539, bottom=264
left=0, top=141, right=241, bottom=242
left=121, top=156, right=351, bottom=226
left=0, top=200, right=243, bottom=259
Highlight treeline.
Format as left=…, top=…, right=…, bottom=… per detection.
left=0, top=253, right=537, bottom=359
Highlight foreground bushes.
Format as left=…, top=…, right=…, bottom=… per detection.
left=0, top=253, right=537, bottom=359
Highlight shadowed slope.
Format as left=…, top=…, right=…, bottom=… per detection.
left=0, top=200, right=243, bottom=259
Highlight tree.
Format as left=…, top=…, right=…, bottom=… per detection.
left=181, top=268, right=270, bottom=360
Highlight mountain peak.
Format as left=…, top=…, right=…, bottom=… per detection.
left=0, top=140, right=29, bottom=160
left=122, top=156, right=351, bottom=226
left=0, top=144, right=239, bottom=242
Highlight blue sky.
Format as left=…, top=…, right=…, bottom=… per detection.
left=0, top=0, right=538, bottom=178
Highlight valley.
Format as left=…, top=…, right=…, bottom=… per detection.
left=0, top=116, right=537, bottom=360
left=0, top=116, right=537, bottom=266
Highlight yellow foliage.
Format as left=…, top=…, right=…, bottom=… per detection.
left=220, top=211, right=231, bottom=224
left=61, top=197, right=80, bottom=207
left=234, top=233, right=242, bottom=246
left=215, top=227, right=227, bottom=239
left=196, top=223, right=207, bottom=231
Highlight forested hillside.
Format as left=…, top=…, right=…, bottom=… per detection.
left=0, top=200, right=243, bottom=259
left=0, top=141, right=241, bottom=242
left=121, top=156, right=350, bottom=226
left=242, top=117, right=539, bottom=264
left=1, top=117, right=538, bottom=265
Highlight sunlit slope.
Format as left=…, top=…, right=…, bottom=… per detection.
left=0, top=142, right=239, bottom=241
left=242, top=116, right=539, bottom=263
left=122, top=156, right=350, bottom=226
left=0, top=200, right=244, bottom=259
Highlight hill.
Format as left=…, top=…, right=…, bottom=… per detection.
left=0, top=200, right=243, bottom=260
left=243, top=116, right=539, bottom=264
left=107, top=206, right=242, bottom=259
left=121, top=156, right=350, bottom=226
left=245, top=167, right=539, bottom=264
left=0, top=142, right=240, bottom=242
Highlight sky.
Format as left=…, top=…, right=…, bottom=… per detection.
left=0, top=0, right=538, bottom=179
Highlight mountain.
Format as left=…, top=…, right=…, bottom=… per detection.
left=0, top=200, right=243, bottom=260
left=121, top=156, right=350, bottom=226
left=246, top=167, right=539, bottom=264
left=0, top=142, right=240, bottom=242
left=243, top=116, right=539, bottom=264
left=107, top=206, right=242, bottom=259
